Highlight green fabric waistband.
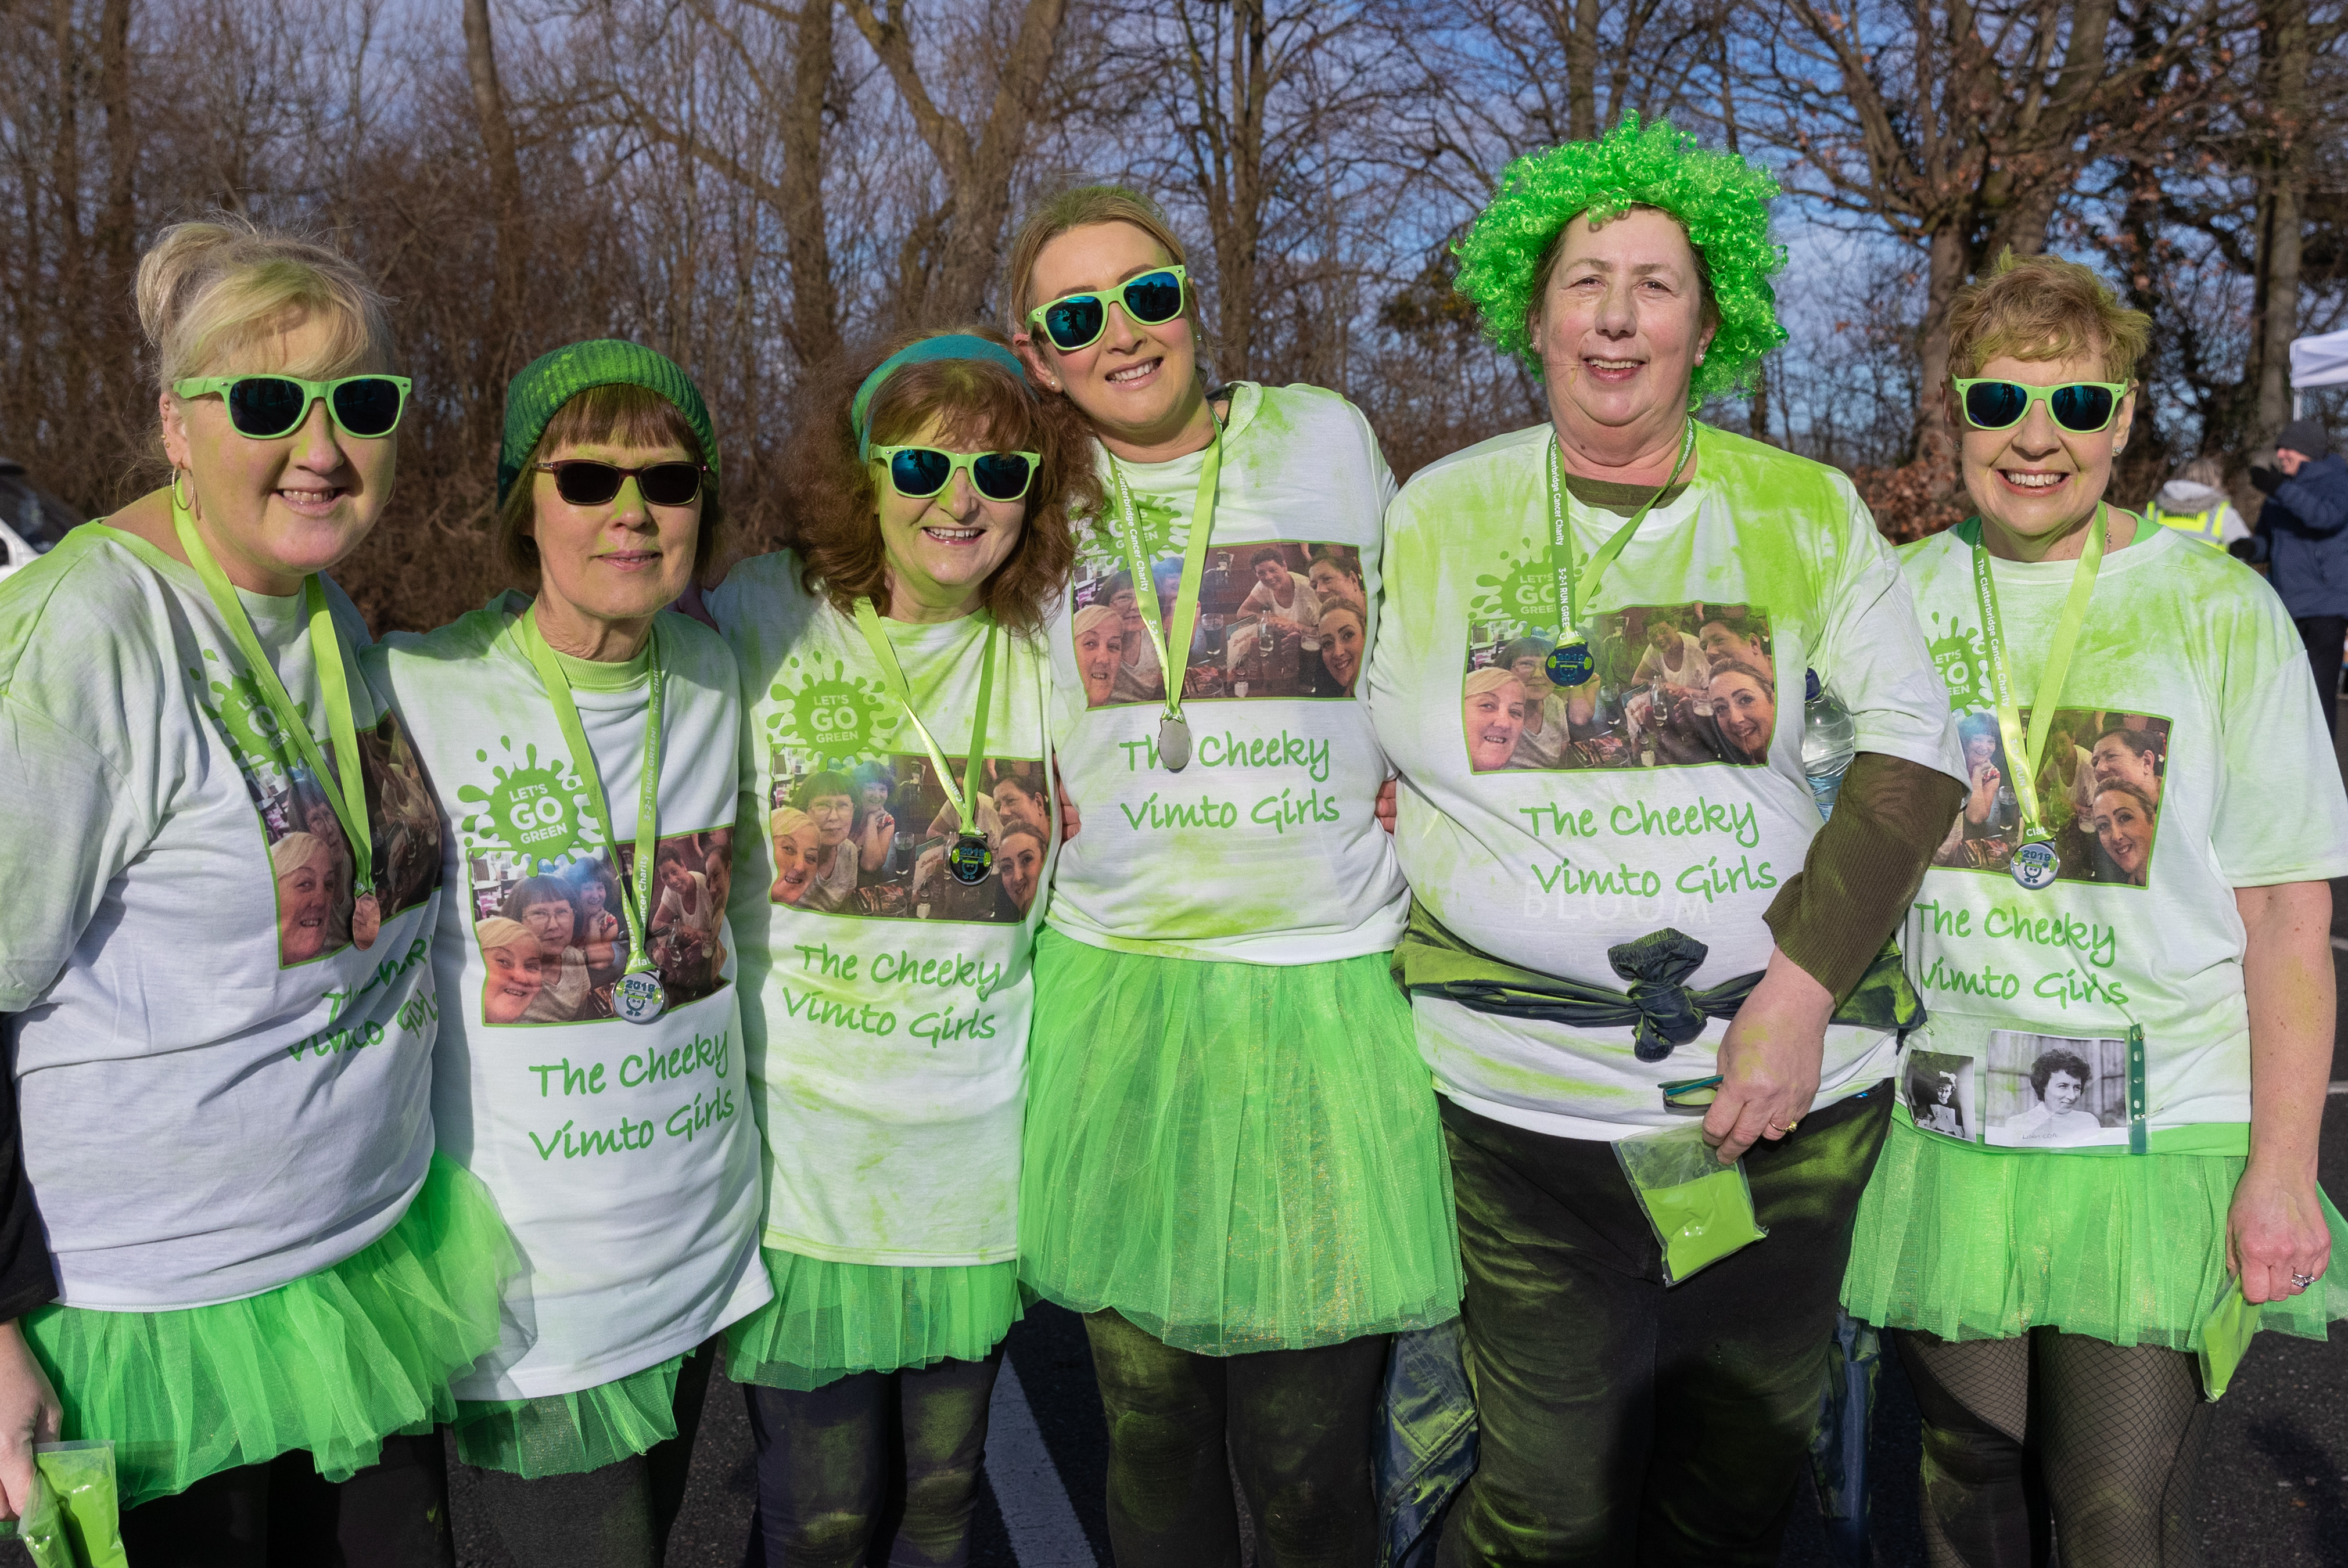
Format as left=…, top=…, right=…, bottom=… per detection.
left=1889, top=1100, right=2250, bottom=1156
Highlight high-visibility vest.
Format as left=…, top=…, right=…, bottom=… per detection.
left=2149, top=503, right=2228, bottom=545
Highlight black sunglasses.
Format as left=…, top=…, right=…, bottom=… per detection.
left=535, top=460, right=707, bottom=508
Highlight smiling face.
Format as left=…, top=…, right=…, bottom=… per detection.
left=1532, top=208, right=1715, bottom=462
left=1018, top=222, right=1202, bottom=451
left=772, top=823, right=821, bottom=904
left=1697, top=621, right=1762, bottom=671
left=995, top=778, right=1049, bottom=835
left=483, top=942, right=547, bottom=1024
left=657, top=859, right=695, bottom=897
left=1307, top=559, right=1356, bottom=609
left=527, top=436, right=702, bottom=634
left=2091, top=789, right=2153, bottom=877
left=1710, top=668, right=1775, bottom=757
left=1075, top=618, right=1123, bottom=703
left=2089, top=734, right=2159, bottom=797
left=860, top=781, right=892, bottom=811
left=1965, top=731, right=2000, bottom=772
left=578, top=879, right=608, bottom=916
left=162, top=311, right=398, bottom=594
left=1467, top=679, right=1529, bottom=770
left=1254, top=559, right=1288, bottom=595
left=2042, top=1069, right=2085, bottom=1116
left=874, top=411, right=1026, bottom=617
left=999, top=835, right=1044, bottom=914
left=1956, top=350, right=2134, bottom=555
left=1647, top=620, right=1677, bottom=653
left=1320, top=609, right=1365, bottom=692
left=277, top=859, right=332, bottom=961
left=520, top=897, right=576, bottom=956
left=807, top=793, right=854, bottom=849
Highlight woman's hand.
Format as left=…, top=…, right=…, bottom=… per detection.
left=2228, top=1166, right=2331, bottom=1304
left=0, top=1320, right=60, bottom=1522
left=1375, top=778, right=1398, bottom=835
left=1053, top=763, right=1080, bottom=841
left=1706, top=948, right=1831, bottom=1163
left=1965, top=762, right=1999, bottom=824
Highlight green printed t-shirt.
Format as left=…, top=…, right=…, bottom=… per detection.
left=366, top=597, right=770, bottom=1400
left=0, top=526, right=444, bottom=1310
left=1893, top=523, right=2348, bottom=1155
left=1369, top=423, right=1965, bottom=1139
left=1046, top=382, right=1408, bottom=963
left=709, top=553, right=1055, bottom=1267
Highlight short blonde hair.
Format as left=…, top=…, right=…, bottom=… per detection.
left=769, top=807, right=813, bottom=841
left=474, top=916, right=535, bottom=955
left=1004, top=185, right=1193, bottom=338
left=269, top=831, right=333, bottom=880
left=1071, top=602, right=1121, bottom=642
left=1464, top=667, right=1524, bottom=700
left=1945, top=251, right=2150, bottom=386
left=137, top=217, right=396, bottom=392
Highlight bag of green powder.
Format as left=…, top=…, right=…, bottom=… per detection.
left=1615, top=1123, right=1767, bottom=1285
left=0, top=1441, right=127, bottom=1568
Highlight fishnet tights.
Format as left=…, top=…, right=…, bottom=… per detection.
left=1894, top=1328, right=2214, bottom=1568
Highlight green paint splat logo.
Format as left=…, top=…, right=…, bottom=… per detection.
left=1470, top=537, right=1554, bottom=627
left=1926, top=612, right=1991, bottom=713
left=195, top=649, right=297, bottom=775
left=454, top=738, right=591, bottom=858
left=1081, top=492, right=1186, bottom=569
left=766, top=657, right=900, bottom=765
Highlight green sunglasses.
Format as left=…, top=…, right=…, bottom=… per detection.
left=871, top=445, right=1040, bottom=504
left=1952, top=378, right=2130, bottom=435
left=1025, top=267, right=1189, bottom=353
left=173, top=374, right=412, bottom=440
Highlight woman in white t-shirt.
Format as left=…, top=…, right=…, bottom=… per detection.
left=0, top=218, right=509, bottom=1558
left=1005, top=184, right=1460, bottom=1565
left=367, top=340, right=768, bottom=1567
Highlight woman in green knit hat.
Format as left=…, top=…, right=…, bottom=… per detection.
left=365, top=339, right=770, bottom=1567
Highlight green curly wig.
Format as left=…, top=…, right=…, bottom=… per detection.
left=1454, top=115, right=1787, bottom=405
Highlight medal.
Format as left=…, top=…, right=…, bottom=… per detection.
left=613, top=969, right=667, bottom=1024
left=853, top=599, right=1003, bottom=890
left=948, top=833, right=993, bottom=885
left=1545, top=639, right=1594, bottom=688
left=2010, top=839, right=2060, bottom=890
left=1105, top=413, right=1224, bottom=772
left=1541, top=423, right=1695, bottom=687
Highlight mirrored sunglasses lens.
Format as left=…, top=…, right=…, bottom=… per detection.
left=1043, top=297, right=1105, bottom=350
left=226, top=377, right=308, bottom=437
left=891, top=449, right=952, bottom=496
left=971, top=454, right=1033, bottom=501
left=2049, top=385, right=2114, bottom=431
left=552, top=463, right=624, bottom=506
left=330, top=378, right=403, bottom=437
left=1123, top=272, right=1184, bottom=324
left=1965, top=382, right=2029, bottom=429
left=637, top=463, right=702, bottom=507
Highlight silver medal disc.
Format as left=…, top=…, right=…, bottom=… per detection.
left=2010, top=839, right=2060, bottom=891
left=614, top=969, right=667, bottom=1024
left=1158, top=713, right=1193, bottom=772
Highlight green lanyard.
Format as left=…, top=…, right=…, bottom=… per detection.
left=1542, top=421, right=1697, bottom=685
left=852, top=599, right=998, bottom=852
left=516, top=610, right=665, bottom=984
left=1104, top=416, right=1222, bottom=771
left=172, top=494, right=378, bottom=941
left=1969, top=501, right=2107, bottom=854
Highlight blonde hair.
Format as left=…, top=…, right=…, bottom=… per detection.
left=474, top=916, right=535, bottom=954
left=1945, top=251, right=2150, bottom=386
left=1464, top=667, right=1524, bottom=700
left=269, top=831, right=333, bottom=879
left=1071, top=602, right=1121, bottom=642
left=137, top=217, right=396, bottom=394
left=769, top=807, right=813, bottom=841
left=1004, top=185, right=1193, bottom=339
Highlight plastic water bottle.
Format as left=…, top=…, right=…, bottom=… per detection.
left=1802, top=668, right=1856, bottom=821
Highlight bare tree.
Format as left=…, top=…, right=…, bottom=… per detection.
left=462, top=0, right=527, bottom=387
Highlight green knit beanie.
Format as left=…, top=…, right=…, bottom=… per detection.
left=497, top=339, right=720, bottom=507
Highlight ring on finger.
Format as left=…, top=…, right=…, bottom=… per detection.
left=2292, top=1271, right=2318, bottom=1290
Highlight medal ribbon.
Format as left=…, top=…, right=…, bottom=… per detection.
left=1544, top=420, right=1698, bottom=642
left=172, top=493, right=374, bottom=899
left=1105, top=418, right=1223, bottom=729
left=852, top=600, right=997, bottom=841
left=517, top=611, right=665, bottom=977
left=1968, top=501, right=2108, bottom=845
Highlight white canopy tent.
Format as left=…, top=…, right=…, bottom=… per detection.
left=2290, top=327, right=2348, bottom=415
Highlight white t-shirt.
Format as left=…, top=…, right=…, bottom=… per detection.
left=709, top=555, right=1055, bottom=1267
left=1370, top=423, right=1965, bottom=1140
left=1046, top=382, right=1408, bottom=963
left=1897, top=523, right=2348, bottom=1155
left=367, top=597, right=769, bottom=1398
left=0, top=526, right=444, bottom=1310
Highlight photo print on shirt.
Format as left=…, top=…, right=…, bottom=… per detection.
left=1069, top=541, right=1369, bottom=707
left=769, top=749, right=1049, bottom=925
left=1904, top=1049, right=1977, bottom=1141
left=468, top=827, right=735, bottom=1026
left=1934, top=707, right=2170, bottom=888
left=1981, top=1029, right=2130, bottom=1149
left=1460, top=601, right=1777, bottom=773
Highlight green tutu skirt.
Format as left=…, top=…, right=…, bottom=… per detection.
left=1019, top=931, right=1463, bottom=1355
left=1844, top=1117, right=2348, bottom=1351
left=452, top=1354, right=687, bottom=1478
left=26, top=1155, right=514, bottom=1508
left=726, top=1249, right=1021, bottom=1391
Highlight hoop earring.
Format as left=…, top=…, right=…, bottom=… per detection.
left=171, top=467, right=194, bottom=512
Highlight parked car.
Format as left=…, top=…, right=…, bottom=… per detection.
left=0, top=456, right=84, bottom=583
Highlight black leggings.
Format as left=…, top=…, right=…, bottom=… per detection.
left=116, top=1432, right=453, bottom=1568
left=1083, top=1308, right=1387, bottom=1568
left=740, top=1348, right=1002, bottom=1567
left=459, top=1342, right=717, bottom=1568
left=1896, top=1326, right=2214, bottom=1568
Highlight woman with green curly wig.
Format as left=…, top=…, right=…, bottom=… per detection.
left=1368, top=116, right=1968, bottom=1563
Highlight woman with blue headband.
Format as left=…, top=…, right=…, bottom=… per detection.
left=702, top=325, right=1092, bottom=1565
left=1370, top=118, right=1967, bottom=1562
left=1004, top=185, right=1461, bottom=1566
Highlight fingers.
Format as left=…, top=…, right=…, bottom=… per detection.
left=0, top=1441, right=29, bottom=1524
left=1375, top=779, right=1399, bottom=834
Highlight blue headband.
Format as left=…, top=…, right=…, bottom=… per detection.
left=852, top=336, right=1032, bottom=462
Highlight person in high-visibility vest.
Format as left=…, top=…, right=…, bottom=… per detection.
left=2146, top=455, right=2251, bottom=546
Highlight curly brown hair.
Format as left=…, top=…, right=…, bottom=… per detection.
left=789, top=325, right=1096, bottom=635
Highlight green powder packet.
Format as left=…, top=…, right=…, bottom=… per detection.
left=1615, top=1123, right=1768, bottom=1285
left=2196, top=1281, right=2261, bottom=1402
left=0, top=1441, right=127, bottom=1568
